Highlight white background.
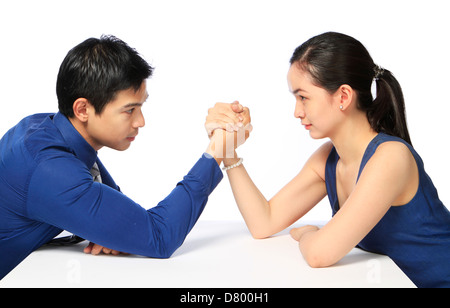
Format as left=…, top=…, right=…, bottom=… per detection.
left=1, top=0, right=449, bottom=223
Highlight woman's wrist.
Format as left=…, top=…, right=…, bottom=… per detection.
left=223, top=153, right=240, bottom=167
left=222, top=157, right=243, bottom=171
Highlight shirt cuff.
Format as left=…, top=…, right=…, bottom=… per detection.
left=182, top=153, right=223, bottom=195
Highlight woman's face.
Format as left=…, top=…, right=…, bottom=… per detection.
left=287, top=64, right=342, bottom=140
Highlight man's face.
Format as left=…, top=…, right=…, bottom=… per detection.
left=85, top=81, right=148, bottom=151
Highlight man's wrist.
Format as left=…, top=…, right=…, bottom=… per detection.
left=205, top=130, right=239, bottom=166
left=205, top=140, right=223, bottom=166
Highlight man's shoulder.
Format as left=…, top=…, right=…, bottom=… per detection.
left=0, top=113, right=75, bottom=202
left=15, top=113, right=55, bottom=130
left=6, top=113, right=56, bottom=140
left=5, top=113, right=72, bottom=161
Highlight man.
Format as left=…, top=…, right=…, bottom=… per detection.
left=0, top=35, right=249, bottom=279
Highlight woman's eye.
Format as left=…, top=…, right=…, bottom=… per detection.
left=125, top=108, right=134, bottom=114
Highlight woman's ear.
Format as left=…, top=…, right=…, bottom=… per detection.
left=337, top=84, right=354, bottom=111
left=72, top=98, right=90, bottom=122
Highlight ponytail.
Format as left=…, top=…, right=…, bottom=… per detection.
left=290, top=32, right=412, bottom=145
left=369, top=67, right=412, bottom=145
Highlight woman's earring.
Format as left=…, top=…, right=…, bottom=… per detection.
left=339, top=105, right=343, bottom=110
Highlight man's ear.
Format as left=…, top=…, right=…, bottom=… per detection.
left=72, top=98, right=90, bottom=122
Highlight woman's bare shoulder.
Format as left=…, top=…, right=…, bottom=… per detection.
left=305, top=141, right=334, bottom=181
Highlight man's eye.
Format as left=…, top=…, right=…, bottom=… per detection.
left=125, top=108, right=134, bottom=114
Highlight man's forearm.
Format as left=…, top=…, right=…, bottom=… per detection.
left=146, top=154, right=223, bottom=257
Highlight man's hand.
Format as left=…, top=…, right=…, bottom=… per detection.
left=205, top=101, right=251, bottom=138
left=205, top=101, right=252, bottom=160
left=84, top=242, right=129, bottom=256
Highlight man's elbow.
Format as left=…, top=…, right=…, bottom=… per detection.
left=141, top=236, right=181, bottom=259
left=143, top=247, right=177, bottom=259
left=152, top=248, right=175, bottom=259
left=157, top=241, right=182, bottom=259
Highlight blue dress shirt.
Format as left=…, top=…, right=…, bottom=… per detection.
left=0, top=112, right=223, bottom=280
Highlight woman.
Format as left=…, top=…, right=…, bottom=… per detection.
left=206, top=32, right=450, bottom=288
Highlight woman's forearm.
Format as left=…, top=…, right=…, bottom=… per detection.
left=223, top=157, right=273, bottom=238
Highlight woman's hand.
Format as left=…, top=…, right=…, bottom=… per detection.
left=205, top=101, right=251, bottom=138
left=205, top=101, right=252, bottom=160
left=290, top=225, right=320, bottom=241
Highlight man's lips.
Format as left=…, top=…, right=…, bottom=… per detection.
left=127, top=134, right=137, bottom=141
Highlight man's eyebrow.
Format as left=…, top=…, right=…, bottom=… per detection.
left=122, top=93, right=149, bottom=109
left=122, top=102, right=144, bottom=109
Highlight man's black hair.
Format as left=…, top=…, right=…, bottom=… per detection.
left=57, top=35, right=153, bottom=117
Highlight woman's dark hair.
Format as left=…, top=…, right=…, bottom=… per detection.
left=290, top=32, right=411, bottom=145
left=57, top=35, right=153, bottom=118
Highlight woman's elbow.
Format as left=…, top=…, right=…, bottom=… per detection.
left=302, top=247, right=338, bottom=268
left=250, top=231, right=269, bottom=240
left=248, top=227, right=273, bottom=240
left=304, top=254, right=330, bottom=268
left=247, top=222, right=279, bottom=239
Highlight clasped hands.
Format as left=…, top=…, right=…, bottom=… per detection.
left=205, top=101, right=253, bottom=160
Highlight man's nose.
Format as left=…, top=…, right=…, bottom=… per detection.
left=133, top=109, right=145, bottom=128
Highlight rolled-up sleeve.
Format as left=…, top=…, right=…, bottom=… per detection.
left=26, top=153, right=223, bottom=258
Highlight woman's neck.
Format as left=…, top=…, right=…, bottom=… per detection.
left=330, top=112, right=377, bottom=167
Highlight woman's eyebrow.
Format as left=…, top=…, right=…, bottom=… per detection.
left=292, top=88, right=308, bottom=95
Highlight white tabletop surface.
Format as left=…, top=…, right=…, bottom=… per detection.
left=0, top=220, right=415, bottom=288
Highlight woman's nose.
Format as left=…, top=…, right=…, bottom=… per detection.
left=294, top=101, right=305, bottom=119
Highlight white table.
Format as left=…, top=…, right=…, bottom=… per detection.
left=0, top=220, right=415, bottom=288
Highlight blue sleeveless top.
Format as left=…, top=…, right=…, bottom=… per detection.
left=325, top=133, right=450, bottom=288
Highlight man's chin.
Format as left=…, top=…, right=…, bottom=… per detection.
left=109, top=142, right=132, bottom=151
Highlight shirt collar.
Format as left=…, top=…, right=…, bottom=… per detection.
left=52, top=112, right=98, bottom=170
